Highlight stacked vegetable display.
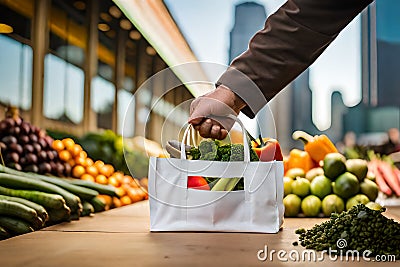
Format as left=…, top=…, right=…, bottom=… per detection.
left=54, top=138, right=148, bottom=207
left=0, top=116, right=69, bottom=176
left=0, top=165, right=118, bottom=239
left=0, top=113, right=148, bottom=239
left=283, top=131, right=387, bottom=217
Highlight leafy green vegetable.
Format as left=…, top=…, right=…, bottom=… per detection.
left=192, top=139, right=259, bottom=190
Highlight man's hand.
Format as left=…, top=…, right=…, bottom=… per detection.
left=188, top=86, right=246, bottom=139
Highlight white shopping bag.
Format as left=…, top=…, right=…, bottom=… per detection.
left=148, top=118, right=284, bottom=233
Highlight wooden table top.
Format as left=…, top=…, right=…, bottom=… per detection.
left=0, top=201, right=399, bottom=267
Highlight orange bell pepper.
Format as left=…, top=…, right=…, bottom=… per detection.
left=292, top=131, right=337, bottom=163
left=252, top=137, right=283, bottom=161
left=287, top=149, right=314, bottom=172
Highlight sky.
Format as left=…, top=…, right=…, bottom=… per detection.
left=164, top=0, right=362, bottom=131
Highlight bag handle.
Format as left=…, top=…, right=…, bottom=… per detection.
left=180, top=114, right=250, bottom=162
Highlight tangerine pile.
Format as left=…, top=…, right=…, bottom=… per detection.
left=53, top=138, right=148, bottom=208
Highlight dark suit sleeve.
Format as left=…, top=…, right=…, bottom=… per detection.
left=217, top=0, right=373, bottom=118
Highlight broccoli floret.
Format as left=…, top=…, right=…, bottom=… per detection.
left=230, top=144, right=244, bottom=161
left=194, top=139, right=259, bottom=162
left=200, top=152, right=218, bottom=161
left=199, top=139, right=218, bottom=160
left=218, top=144, right=231, bottom=161
left=220, top=144, right=259, bottom=162
left=188, top=147, right=200, bottom=160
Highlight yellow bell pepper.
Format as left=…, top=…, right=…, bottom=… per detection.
left=287, top=149, right=315, bottom=172
left=292, top=131, right=338, bottom=163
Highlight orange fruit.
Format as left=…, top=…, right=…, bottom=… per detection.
left=58, top=150, right=72, bottom=162
left=72, top=165, right=86, bottom=178
left=69, top=144, right=82, bottom=157
left=85, top=157, right=94, bottom=167
left=113, top=172, right=124, bottom=182
left=122, top=175, right=133, bottom=185
left=86, top=165, right=98, bottom=177
left=78, top=150, right=87, bottom=159
left=94, top=160, right=104, bottom=169
left=108, top=176, right=120, bottom=188
left=120, top=195, right=132, bottom=206
left=52, top=140, right=65, bottom=152
left=67, top=158, right=76, bottom=168
left=105, top=164, right=114, bottom=177
left=99, top=164, right=114, bottom=177
left=62, top=138, right=75, bottom=150
left=95, top=174, right=108, bottom=185
left=112, top=197, right=122, bottom=208
left=81, top=173, right=95, bottom=182
left=139, top=178, right=148, bottom=189
left=75, top=156, right=87, bottom=167
left=127, top=188, right=143, bottom=203
left=115, top=187, right=126, bottom=197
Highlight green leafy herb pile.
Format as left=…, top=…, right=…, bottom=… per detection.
left=295, top=204, right=400, bottom=258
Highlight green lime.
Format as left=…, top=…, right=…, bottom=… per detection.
left=301, top=195, right=322, bottom=217
left=291, top=177, right=311, bottom=198
left=310, top=175, right=332, bottom=199
left=305, top=167, right=324, bottom=182
left=360, top=179, right=379, bottom=201
left=285, top=168, right=306, bottom=179
left=283, top=194, right=302, bottom=217
left=323, top=153, right=346, bottom=180
left=345, top=194, right=370, bottom=210
left=283, top=177, right=294, bottom=196
left=366, top=171, right=376, bottom=181
left=333, top=172, right=360, bottom=199
left=346, top=159, right=368, bottom=181
left=321, top=194, right=345, bottom=216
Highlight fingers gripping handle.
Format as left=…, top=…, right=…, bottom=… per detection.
left=181, top=115, right=250, bottom=162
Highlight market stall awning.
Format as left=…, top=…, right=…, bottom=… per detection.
left=113, top=0, right=213, bottom=97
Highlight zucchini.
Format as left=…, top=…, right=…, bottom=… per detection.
left=0, top=185, right=65, bottom=209
left=62, top=178, right=118, bottom=197
left=0, top=225, right=10, bottom=240
left=0, top=195, right=48, bottom=223
left=0, top=164, right=98, bottom=200
left=0, top=216, right=34, bottom=235
left=82, top=201, right=94, bottom=216
left=28, top=174, right=99, bottom=201
left=0, top=200, right=43, bottom=229
left=69, top=212, right=80, bottom=221
left=46, top=205, right=71, bottom=224
left=0, top=173, right=81, bottom=214
left=90, top=196, right=106, bottom=212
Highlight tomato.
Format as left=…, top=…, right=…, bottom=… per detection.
left=187, top=176, right=210, bottom=190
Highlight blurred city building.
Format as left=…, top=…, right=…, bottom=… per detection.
left=228, top=1, right=399, bottom=152
left=229, top=2, right=266, bottom=62
left=344, top=0, right=400, bottom=144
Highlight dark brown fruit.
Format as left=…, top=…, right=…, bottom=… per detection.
left=19, top=135, right=30, bottom=144
left=23, top=144, right=34, bottom=154
left=2, top=136, right=17, bottom=145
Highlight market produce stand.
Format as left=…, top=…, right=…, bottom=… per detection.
left=0, top=201, right=399, bottom=267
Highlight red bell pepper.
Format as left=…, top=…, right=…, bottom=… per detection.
left=252, top=137, right=283, bottom=161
